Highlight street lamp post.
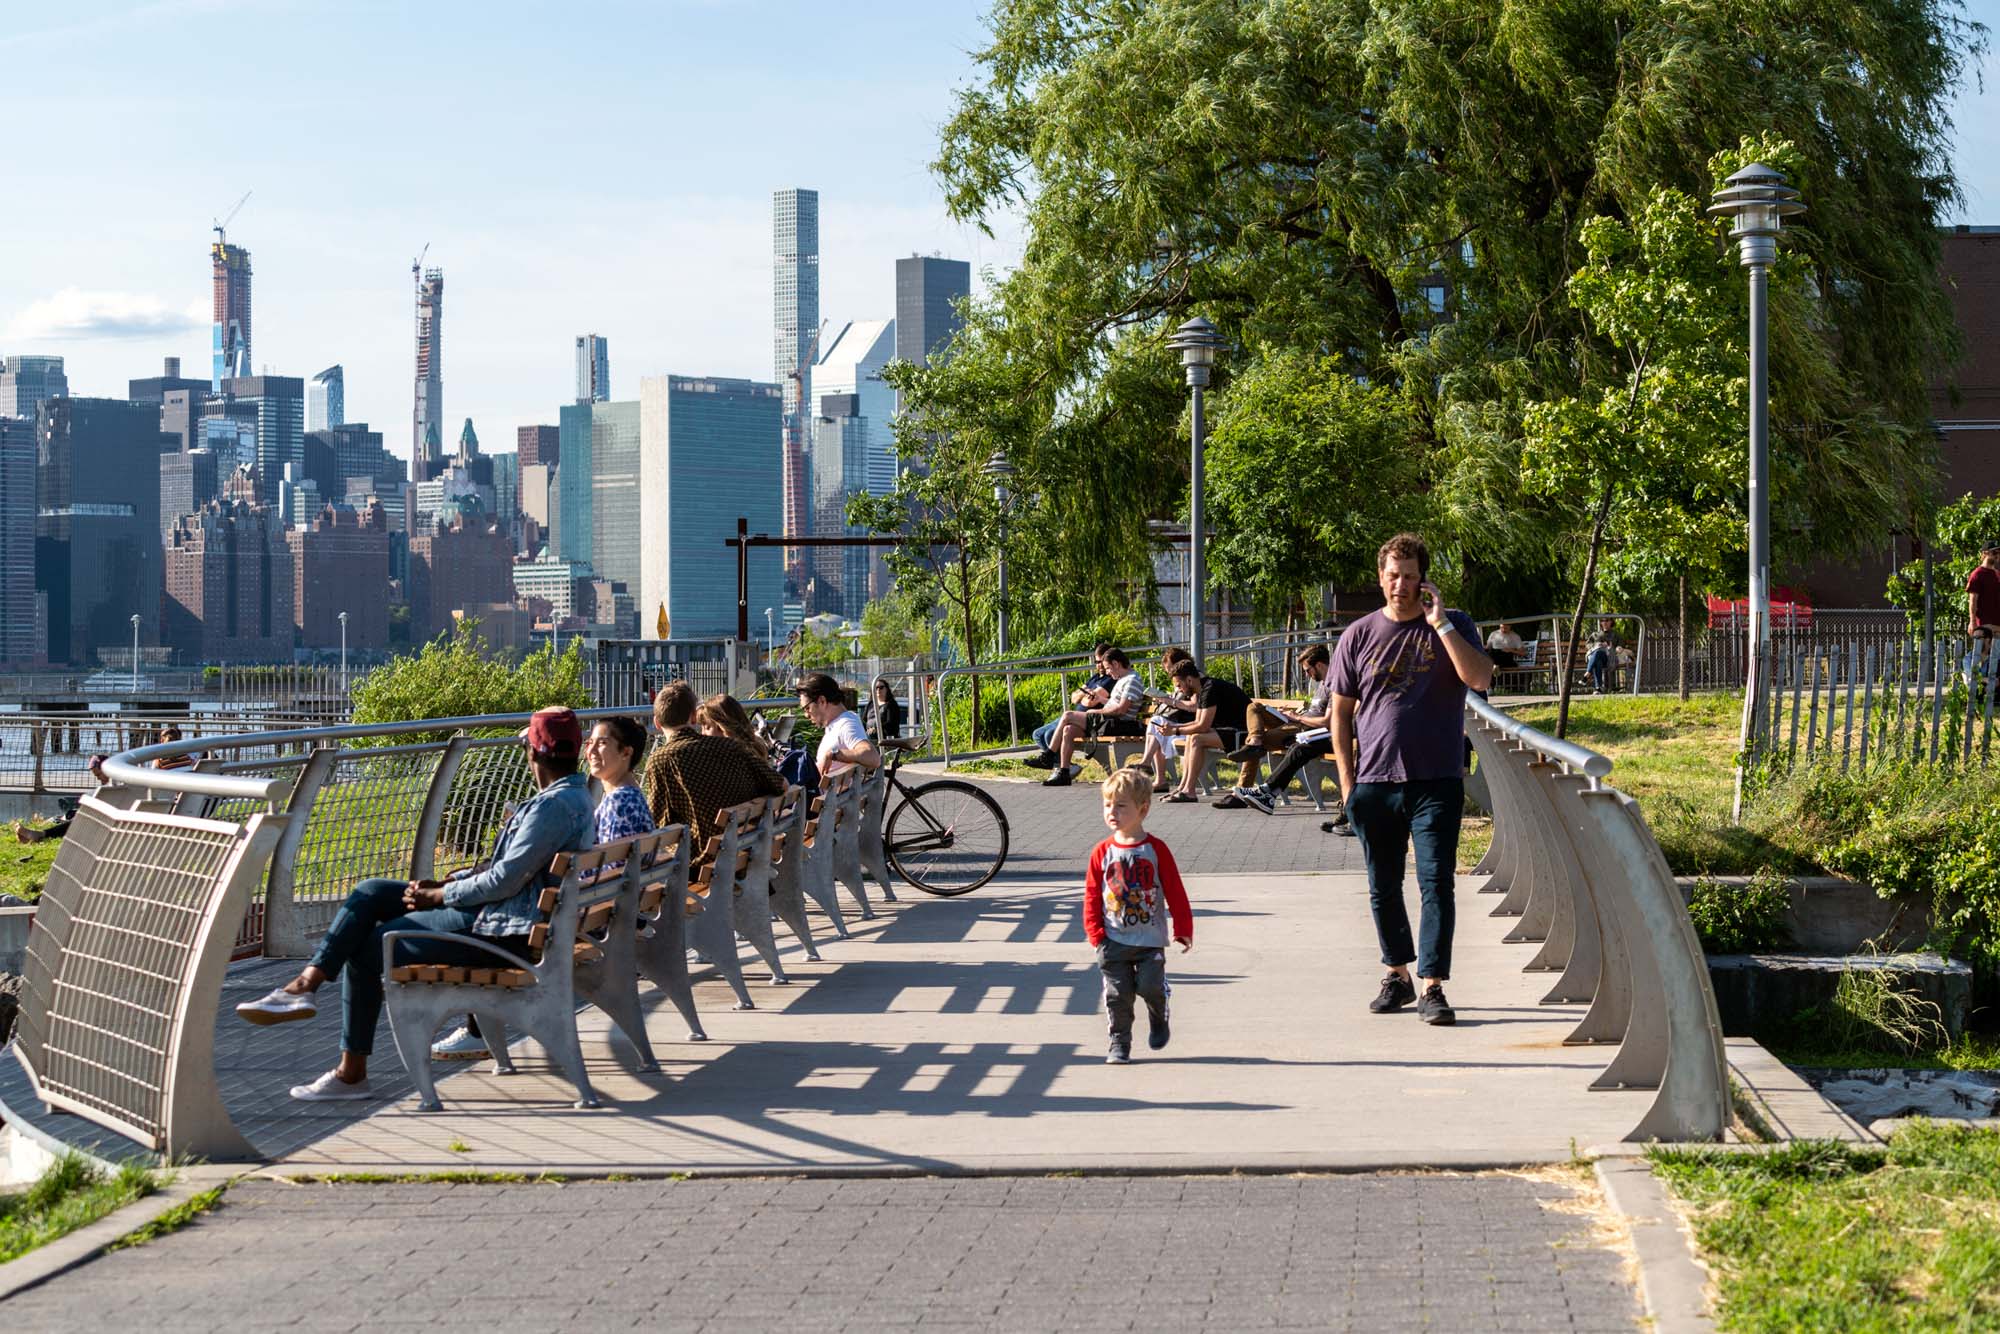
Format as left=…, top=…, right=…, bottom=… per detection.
left=1167, top=316, right=1228, bottom=663
left=764, top=607, right=776, bottom=660
left=129, top=614, right=140, bottom=693
left=1709, top=162, right=1805, bottom=812
left=338, top=611, right=349, bottom=694
left=983, top=451, right=1016, bottom=657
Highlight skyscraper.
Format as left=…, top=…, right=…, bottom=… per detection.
left=159, top=448, right=221, bottom=535
left=219, top=375, right=306, bottom=484
left=555, top=399, right=641, bottom=590
left=895, top=255, right=972, bottom=371
left=575, top=335, right=609, bottom=402
left=413, top=266, right=445, bottom=482
left=0, top=355, right=68, bottom=420
left=814, top=320, right=899, bottom=494
left=211, top=239, right=252, bottom=390
left=773, top=188, right=819, bottom=585
left=638, top=374, right=783, bottom=638
left=287, top=501, right=390, bottom=652
left=127, top=356, right=208, bottom=407
left=308, top=365, right=344, bottom=432
left=35, top=397, right=171, bottom=663
left=517, top=424, right=559, bottom=469
left=0, top=418, right=35, bottom=663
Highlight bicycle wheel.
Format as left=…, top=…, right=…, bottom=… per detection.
left=885, top=778, right=1010, bottom=895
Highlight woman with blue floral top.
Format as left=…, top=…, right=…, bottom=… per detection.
left=587, top=715, right=654, bottom=844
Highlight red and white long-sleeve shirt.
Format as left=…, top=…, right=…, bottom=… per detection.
left=1083, top=834, right=1193, bottom=950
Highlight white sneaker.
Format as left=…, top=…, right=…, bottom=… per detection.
left=430, top=1024, right=488, bottom=1060
left=236, top=986, right=317, bottom=1025
left=288, top=1069, right=374, bottom=1101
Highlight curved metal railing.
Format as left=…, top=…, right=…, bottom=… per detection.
left=1464, top=693, right=1728, bottom=1142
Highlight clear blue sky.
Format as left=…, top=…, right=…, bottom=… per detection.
left=2, top=0, right=1995, bottom=448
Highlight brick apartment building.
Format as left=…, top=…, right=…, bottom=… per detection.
left=407, top=518, right=515, bottom=642
left=1798, top=226, right=2000, bottom=606
left=162, top=498, right=295, bottom=662
left=287, top=500, right=390, bottom=653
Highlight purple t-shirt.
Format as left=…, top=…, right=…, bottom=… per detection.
left=1331, top=608, right=1478, bottom=783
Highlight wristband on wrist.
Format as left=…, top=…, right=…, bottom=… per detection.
left=1436, top=619, right=1457, bottom=637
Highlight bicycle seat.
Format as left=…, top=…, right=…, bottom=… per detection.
left=880, top=736, right=923, bottom=753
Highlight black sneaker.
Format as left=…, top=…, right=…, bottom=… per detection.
left=1225, top=742, right=1263, bottom=763
left=1147, top=1012, right=1170, bottom=1051
left=1023, top=751, right=1058, bottom=770
left=1106, top=1041, right=1131, bottom=1065
left=1042, top=767, right=1075, bottom=787
left=1240, top=786, right=1275, bottom=815
left=1212, top=792, right=1248, bottom=809
left=1368, top=973, right=1417, bottom=1014
left=1418, top=984, right=1456, bottom=1025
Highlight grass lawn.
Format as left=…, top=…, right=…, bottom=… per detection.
left=1651, top=1124, right=2000, bottom=1331
left=1460, top=691, right=1819, bottom=877
left=0, top=1153, right=158, bottom=1265
left=1764, top=1033, right=2000, bottom=1073
left=0, top=832, right=64, bottom=903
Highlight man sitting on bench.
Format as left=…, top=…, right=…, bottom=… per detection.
left=232, top=707, right=597, bottom=1102
left=1158, top=659, right=1249, bottom=804
left=1025, top=643, right=1113, bottom=769
left=1041, top=648, right=1147, bottom=787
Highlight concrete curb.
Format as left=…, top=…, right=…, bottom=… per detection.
left=0, top=1176, right=229, bottom=1303
left=1595, top=1158, right=1714, bottom=1333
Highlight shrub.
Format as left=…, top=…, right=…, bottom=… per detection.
left=350, top=623, right=591, bottom=736
left=941, top=671, right=1065, bottom=750
left=1688, top=869, right=1791, bottom=954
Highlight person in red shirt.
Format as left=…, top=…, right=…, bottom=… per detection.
left=1083, top=768, right=1194, bottom=1064
left=1968, top=543, right=2000, bottom=640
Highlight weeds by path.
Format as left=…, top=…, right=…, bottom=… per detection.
left=1651, top=1123, right=2000, bottom=1331
left=0, top=1154, right=157, bottom=1264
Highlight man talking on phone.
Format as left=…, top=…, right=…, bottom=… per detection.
left=1330, top=533, right=1492, bottom=1026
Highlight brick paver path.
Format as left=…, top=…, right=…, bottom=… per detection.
left=10, top=1174, right=1641, bottom=1332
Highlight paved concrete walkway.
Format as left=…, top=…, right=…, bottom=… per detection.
left=1, top=1174, right=1643, bottom=1332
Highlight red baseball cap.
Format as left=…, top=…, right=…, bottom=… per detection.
left=524, top=707, right=583, bottom=759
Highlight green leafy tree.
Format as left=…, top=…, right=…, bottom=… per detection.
left=859, top=590, right=933, bottom=660
left=906, top=0, right=1975, bottom=630
left=1887, top=491, right=2000, bottom=630
left=788, top=627, right=850, bottom=672
left=1203, top=352, right=1428, bottom=620
left=350, top=621, right=590, bottom=734
left=1522, top=184, right=1749, bottom=737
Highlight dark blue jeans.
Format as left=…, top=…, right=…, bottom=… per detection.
left=1346, top=778, right=1462, bottom=982
left=308, top=878, right=520, bottom=1056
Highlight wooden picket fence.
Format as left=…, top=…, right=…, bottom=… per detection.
left=1750, top=636, right=2000, bottom=773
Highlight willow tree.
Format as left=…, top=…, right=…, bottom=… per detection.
left=877, top=0, right=1979, bottom=631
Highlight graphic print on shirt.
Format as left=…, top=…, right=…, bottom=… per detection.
left=1102, top=849, right=1162, bottom=931
left=1364, top=629, right=1437, bottom=700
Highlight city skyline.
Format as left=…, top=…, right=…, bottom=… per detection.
left=0, top=1, right=1026, bottom=447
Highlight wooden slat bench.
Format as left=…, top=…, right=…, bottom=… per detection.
left=382, top=827, right=685, bottom=1112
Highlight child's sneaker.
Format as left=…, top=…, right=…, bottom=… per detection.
left=1148, top=1014, right=1171, bottom=1051
left=1106, top=1040, right=1131, bottom=1065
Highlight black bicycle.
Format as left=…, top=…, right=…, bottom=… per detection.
left=878, top=737, right=1010, bottom=895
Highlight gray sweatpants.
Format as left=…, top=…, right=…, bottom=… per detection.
left=1098, top=941, right=1168, bottom=1047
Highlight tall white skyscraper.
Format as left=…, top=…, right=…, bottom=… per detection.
left=773, top=187, right=819, bottom=585
left=307, top=365, right=344, bottom=432
left=575, top=335, right=609, bottom=402
left=413, top=267, right=444, bottom=482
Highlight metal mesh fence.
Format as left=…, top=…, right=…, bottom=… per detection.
left=283, top=747, right=451, bottom=939
left=14, top=800, right=245, bottom=1146
left=432, top=739, right=536, bottom=879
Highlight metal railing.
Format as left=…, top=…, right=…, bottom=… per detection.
left=0, top=711, right=334, bottom=792
left=1465, top=693, right=1727, bottom=1142
left=930, top=627, right=1340, bottom=766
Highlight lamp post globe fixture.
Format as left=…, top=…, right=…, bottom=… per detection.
left=1166, top=316, right=1228, bottom=662
left=1708, top=162, right=1804, bottom=812
left=983, top=450, right=1016, bottom=656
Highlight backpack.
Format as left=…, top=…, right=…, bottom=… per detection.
left=777, top=745, right=819, bottom=794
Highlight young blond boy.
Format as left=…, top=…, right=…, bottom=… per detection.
left=1083, top=768, right=1194, bottom=1063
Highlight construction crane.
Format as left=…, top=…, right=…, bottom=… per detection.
left=412, top=241, right=430, bottom=285
left=212, top=190, right=251, bottom=245
left=786, top=319, right=829, bottom=406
